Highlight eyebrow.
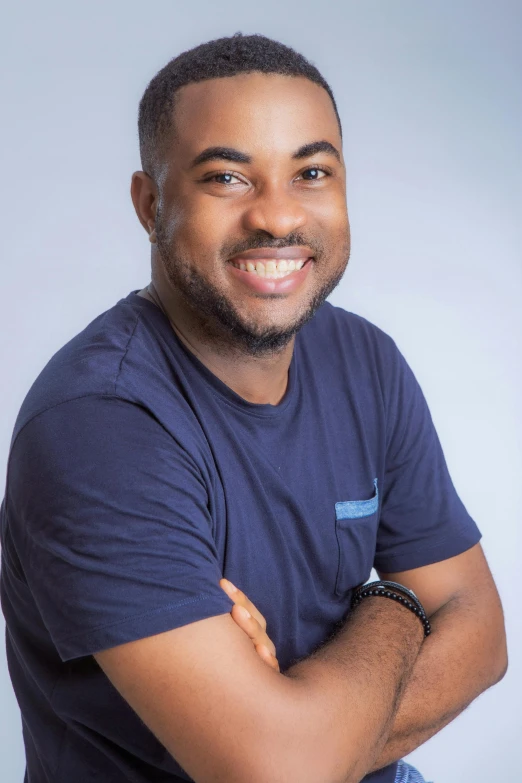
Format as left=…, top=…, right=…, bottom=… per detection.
left=189, top=139, right=341, bottom=168
left=292, top=140, right=341, bottom=162
left=190, top=147, right=251, bottom=168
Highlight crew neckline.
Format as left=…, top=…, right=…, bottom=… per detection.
left=126, top=291, right=298, bottom=418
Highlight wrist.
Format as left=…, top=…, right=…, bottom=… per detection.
left=344, top=596, right=425, bottom=684
left=357, top=594, right=425, bottom=644
left=352, top=580, right=431, bottom=639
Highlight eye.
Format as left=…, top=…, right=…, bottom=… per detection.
left=297, top=167, right=329, bottom=181
left=205, top=172, right=244, bottom=185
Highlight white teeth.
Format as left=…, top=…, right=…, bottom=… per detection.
left=231, top=257, right=309, bottom=278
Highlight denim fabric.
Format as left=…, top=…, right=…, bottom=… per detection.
left=335, top=478, right=379, bottom=519
left=394, top=760, right=432, bottom=783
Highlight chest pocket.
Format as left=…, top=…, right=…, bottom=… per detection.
left=334, top=478, right=379, bottom=597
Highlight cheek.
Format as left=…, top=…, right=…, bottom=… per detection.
left=307, top=189, right=349, bottom=233
left=324, top=195, right=349, bottom=230
left=169, top=197, right=236, bottom=256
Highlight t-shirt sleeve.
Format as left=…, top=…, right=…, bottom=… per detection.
left=9, top=395, right=234, bottom=662
left=374, top=343, right=482, bottom=574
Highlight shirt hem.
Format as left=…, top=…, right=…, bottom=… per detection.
left=373, top=528, right=482, bottom=574
left=55, top=592, right=235, bottom=662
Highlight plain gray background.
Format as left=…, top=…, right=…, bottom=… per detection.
left=1, top=1, right=521, bottom=781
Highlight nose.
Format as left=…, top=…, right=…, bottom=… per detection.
left=240, top=184, right=307, bottom=238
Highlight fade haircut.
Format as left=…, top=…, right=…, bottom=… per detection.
left=138, top=32, right=342, bottom=178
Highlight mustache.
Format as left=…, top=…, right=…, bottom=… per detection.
left=219, top=232, right=325, bottom=260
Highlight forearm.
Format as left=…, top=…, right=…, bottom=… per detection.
left=285, top=597, right=424, bottom=783
left=370, top=591, right=508, bottom=771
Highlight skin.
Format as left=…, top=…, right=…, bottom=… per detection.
left=222, top=542, right=507, bottom=771
left=92, top=72, right=508, bottom=781
left=131, top=72, right=350, bottom=404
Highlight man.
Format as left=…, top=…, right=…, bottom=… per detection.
left=0, top=33, right=507, bottom=783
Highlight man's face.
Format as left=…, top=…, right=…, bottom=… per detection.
left=153, top=72, right=350, bottom=354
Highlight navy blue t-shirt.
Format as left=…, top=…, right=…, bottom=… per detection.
left=1, top=292, right=481, bottom=783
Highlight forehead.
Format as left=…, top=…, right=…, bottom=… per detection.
left=169, top=73, right=342, bottom=159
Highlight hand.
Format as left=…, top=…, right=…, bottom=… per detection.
left=220, top=578, right=280, bottom=672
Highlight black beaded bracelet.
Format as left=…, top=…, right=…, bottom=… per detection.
left=351, top=580, right=431, bottom=638
left=367, top=580, right=426, bottom=615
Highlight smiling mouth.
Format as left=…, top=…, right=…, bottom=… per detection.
left=229, top=258, right=312, bottom=279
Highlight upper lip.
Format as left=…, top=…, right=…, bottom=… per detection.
left=229, top=246, right=314, bottom=261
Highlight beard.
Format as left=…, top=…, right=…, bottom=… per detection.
left=155, top=219, right=350, bottom=357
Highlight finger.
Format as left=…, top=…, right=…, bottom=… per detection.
left=255, top=644, right=280, bottom=672
left=221, top=581, right=277, bottom=657
left=220, top=579, right=267, bottom=630
left=231, top=608, right=278, bottom=659
left=231, top=604, right=277, bottom=657
left=220, top=579, right=266, bottom=628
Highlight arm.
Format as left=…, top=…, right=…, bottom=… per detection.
left=223, top=542, right=507, bottom=775
left=13, top=396, right=425, bottom=782
left=95, top=593, right=424, bottom=783
left=369, top=542, right=507, bottom=770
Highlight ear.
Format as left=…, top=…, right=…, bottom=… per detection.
left=131, top=171, right=158, bottom=242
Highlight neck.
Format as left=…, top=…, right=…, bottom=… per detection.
left=138, top=281, right=294, bottom=406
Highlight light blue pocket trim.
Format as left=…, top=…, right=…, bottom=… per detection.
left=335, top=479, right=379, bottom=520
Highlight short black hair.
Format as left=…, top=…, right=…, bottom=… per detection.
left=138, top=32, right=342, bottom=178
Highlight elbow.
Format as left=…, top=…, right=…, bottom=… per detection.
left=487, top=622, right=508, bottom=688
left=492, top=642, right=508, bottom=686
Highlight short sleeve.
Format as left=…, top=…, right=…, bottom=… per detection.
left=8, top=396, right=234, bottom=661
left=374, top=345, right=482, bottom=573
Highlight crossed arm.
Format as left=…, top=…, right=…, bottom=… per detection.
left=372, top=543, right=507, bottom=769
left=94, top=542, right=506, bottom=782
left=222, top=542, right=507, bottom=772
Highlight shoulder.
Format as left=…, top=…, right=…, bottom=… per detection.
left=11, top=295, right=160, bottom=443
left=300, top=301, right=402, bottom=372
